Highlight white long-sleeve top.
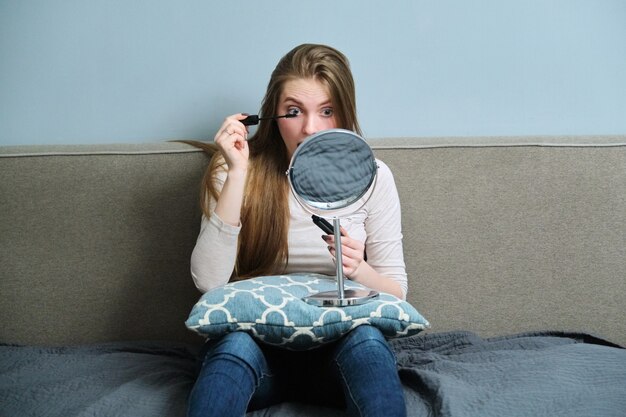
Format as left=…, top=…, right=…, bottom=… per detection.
left=190, top=159, right=408, bottom=298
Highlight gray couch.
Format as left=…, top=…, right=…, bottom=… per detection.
left=1, top=135, right=625, bottom=416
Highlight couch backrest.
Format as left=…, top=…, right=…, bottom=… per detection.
left=1, top=136, right=625, bottom=346
left=373, top=136, right=626, bottom=346
left=1, top=143, right=207, bottom=345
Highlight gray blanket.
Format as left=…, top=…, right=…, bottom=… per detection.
left=390, top=331, right=626, bottom=417
left=0, top=341, right=198, bottom=416
left=1, top=331, right=625, bottom=417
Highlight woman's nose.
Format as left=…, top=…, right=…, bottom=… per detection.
left=302, top=115, right=321, bottom=136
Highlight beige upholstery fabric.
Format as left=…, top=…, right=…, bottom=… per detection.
left=1, top=137, right=625, bottom=346
left=1, top=143, right=207, bottom=345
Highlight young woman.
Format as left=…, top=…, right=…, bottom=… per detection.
left=187, top=44, right=408, bottom=417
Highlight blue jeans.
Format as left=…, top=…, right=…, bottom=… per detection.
left=186, top=325, right=407, bottom=417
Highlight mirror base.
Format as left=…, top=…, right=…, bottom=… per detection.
left=303, top=289, right=379, bottom=307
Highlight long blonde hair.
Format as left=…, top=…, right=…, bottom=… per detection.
left=201, top=44, right=361, bottom=280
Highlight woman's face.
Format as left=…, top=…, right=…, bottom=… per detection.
left=276, top=77, right=337, bottom=159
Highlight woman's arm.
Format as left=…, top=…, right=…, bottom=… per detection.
left=190, top=211, right=240, bottom=292
left=211, top=113, right=249, bottom=227
left=189, top=114, right=250, bottom=293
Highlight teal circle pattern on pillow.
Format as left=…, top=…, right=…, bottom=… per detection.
left=185, top=273, right=430, bottom=350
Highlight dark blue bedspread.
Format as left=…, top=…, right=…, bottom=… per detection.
left=1, top=331, right=625, bottom=417
left=391, top=330, right=626, bottom=417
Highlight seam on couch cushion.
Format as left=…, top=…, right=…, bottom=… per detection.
left=366, top=135, right=626, bottom=150
left=2, top=136, right=625, bottom=157
left=369, top=142, right=626, bottom=150
left=0, top=148, right=204, bottom=158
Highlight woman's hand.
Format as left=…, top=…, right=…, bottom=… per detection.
left=323, top=227, right=366, bottom=278
left=214, top=114, right=250, bottom=173
left=323, top=228, right=404, bottom=299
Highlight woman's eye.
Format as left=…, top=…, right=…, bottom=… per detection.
left=321, top=108, right=334, bottom=117
left=287, top=107, right=301, bottom=116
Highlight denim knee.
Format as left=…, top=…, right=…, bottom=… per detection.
left=336, top=325, right=396, bottom=362
left=332, top=325, right=406, bottom=417
left=188, top=332, right=273, bottom=417
left=206, top=331, right=268, bottom=382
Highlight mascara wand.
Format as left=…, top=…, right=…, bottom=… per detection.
left=241, top=113, right=297, bottom=126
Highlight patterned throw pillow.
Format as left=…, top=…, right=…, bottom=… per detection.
left=185, top=273, right=429, bottom=350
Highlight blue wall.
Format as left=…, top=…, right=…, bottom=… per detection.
left=1, top=0, right=625, bottom=145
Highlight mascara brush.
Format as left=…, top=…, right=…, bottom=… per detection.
left=241, top=113, right=297, bottom=126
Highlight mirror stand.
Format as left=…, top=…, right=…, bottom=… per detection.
left=302, top=218, right=379, bottom=307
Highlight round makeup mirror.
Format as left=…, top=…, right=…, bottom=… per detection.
left=286, top=128, right=380, bottom=306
